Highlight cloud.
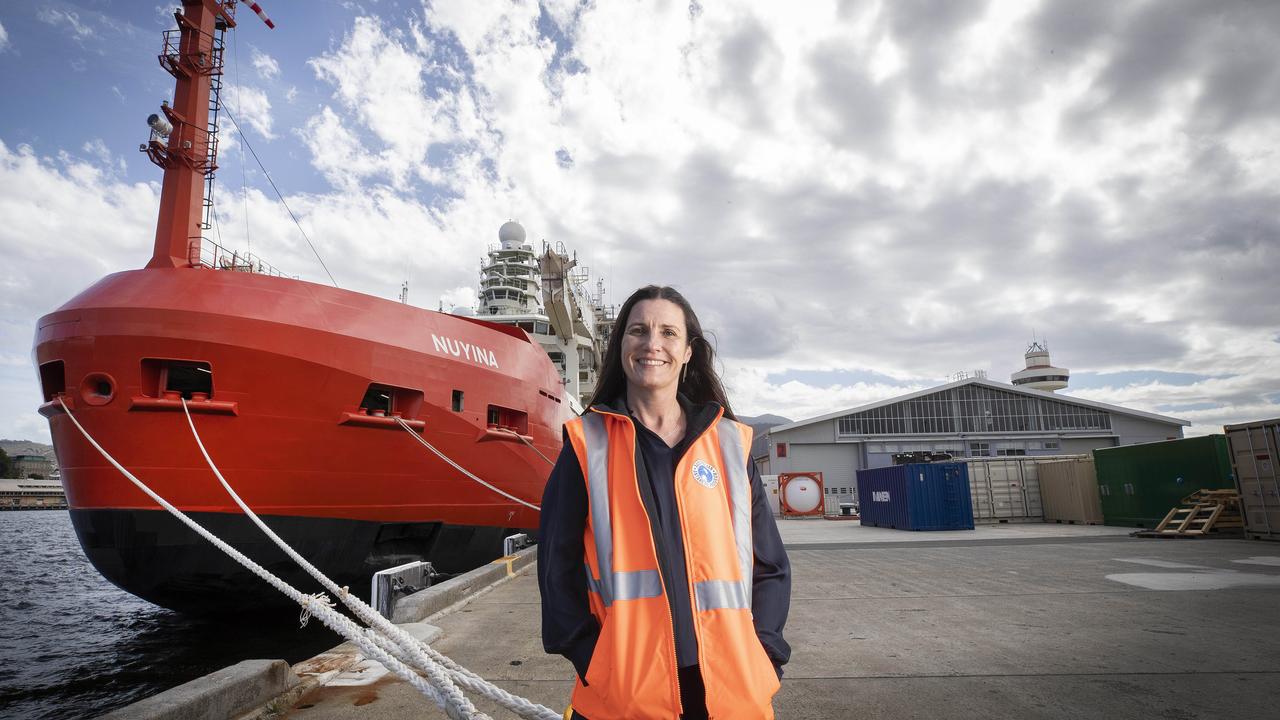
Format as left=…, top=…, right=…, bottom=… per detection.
left=303, top=15, right=495, bottom=191
left=377, top=0, right=1277, bottom=435
left=37, top=8, right=95, bottom=40
left=227, top=85, right=276, bottom=139
left=81, top=138, right=127, bottom=175
left=5, top=0, right=1279, bottom=444
left=440, top=285, right=478, bottom=311
left=0, top=140, right=159, bottom=442
left=0, top=21, right=10, bottom=53
left=251, top=47, right=281, bottom=79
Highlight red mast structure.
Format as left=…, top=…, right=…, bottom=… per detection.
left=143, top=0, right=273, bottom=269
left=142, top=0, right=240, bottom=269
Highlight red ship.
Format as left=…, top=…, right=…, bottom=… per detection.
left=32, top=0, right=570, bottom=613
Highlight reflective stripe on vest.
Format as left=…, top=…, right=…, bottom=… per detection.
left=713, top=417, right=753, bottom=611
left=581, top=411, right=752, bottom=611
left=582, top=412, right=662, bottom=606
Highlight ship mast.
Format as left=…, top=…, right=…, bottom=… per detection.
left=142, top=1, right=272, bottom=269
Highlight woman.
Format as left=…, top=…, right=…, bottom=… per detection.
left=538, top=285, right=791, bottom=720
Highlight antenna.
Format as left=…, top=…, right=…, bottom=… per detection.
left=399, top=281, right=409, bottom=304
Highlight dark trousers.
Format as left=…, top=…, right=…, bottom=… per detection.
left=571, top=664, right=707, bottom=720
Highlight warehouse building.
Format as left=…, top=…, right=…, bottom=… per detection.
left=10, top=454, right=54, bottom=479
left=759, top=376, right=1187, bottom=503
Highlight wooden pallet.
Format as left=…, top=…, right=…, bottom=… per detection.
left=1153, top=489, right=1243, bottom=537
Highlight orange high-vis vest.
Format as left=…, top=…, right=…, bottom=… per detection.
left=562, top=407, right=780, bottom=720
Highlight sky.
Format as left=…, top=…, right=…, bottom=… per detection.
left=1, top=0, right=1277, bottom=445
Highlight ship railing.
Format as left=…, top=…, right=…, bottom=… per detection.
left=146, top=24, right=225, bottom=178
left=189, top=237, right=294, bottom=278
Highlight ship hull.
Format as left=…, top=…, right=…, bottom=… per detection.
left=36, top=268, right=572, bottom=614
left=70, top=509, right=513, bottom=613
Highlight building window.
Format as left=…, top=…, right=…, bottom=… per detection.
left=452, top=390, right=464, bottom=412
left=1045, top=441, right=1059, bottom=450
left=969, top=442, right=990, bottom=457
left=834, top=384, right=1112, bottom=436
left=776, top=442, right=788, bottom=458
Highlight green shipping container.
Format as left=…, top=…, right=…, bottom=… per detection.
left=1093, top=435, right=1235, bottom=528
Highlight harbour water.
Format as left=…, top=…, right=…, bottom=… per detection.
left=0, top=511, right=339, bottom=720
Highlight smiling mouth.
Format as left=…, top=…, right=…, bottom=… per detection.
left=636, top=359, right=668, bottom=367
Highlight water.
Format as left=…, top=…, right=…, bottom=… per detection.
left=0, top=511, right=340, bottom=720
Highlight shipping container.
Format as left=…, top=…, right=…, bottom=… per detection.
left=960, top=456, right=1082, bottom=523
left=1093, top=435, right=1235, bottom=528
left=1224, top=418, right=1280, bottom=541
left=1038, top=457, right=1103, bottom=525
left=855, top=463, right=974, bottom=531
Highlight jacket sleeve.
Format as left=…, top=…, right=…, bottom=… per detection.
left=749, top=461, right=792, bottom=677
left=537, top=438, right=599, bottom=683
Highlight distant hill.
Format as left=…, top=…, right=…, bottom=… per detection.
left=736, top=414, right=792, bottom=460
left=0, top=439, right=56, bottom=465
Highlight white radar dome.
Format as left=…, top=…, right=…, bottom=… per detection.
left=498, top=221, right=526, bottom=247
left=783, top=475, right=822, bottom=513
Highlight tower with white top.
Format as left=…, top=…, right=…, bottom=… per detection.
left=1010, top=341, right=1069, bottom=392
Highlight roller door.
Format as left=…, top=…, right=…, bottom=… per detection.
left=789, top=444, right=860, bottom=502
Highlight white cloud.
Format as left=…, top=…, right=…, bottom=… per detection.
left=37, top=8, right=94, bottom=39
left=304, top=15, right=497, bottom=189
left=0, top=20, right=10, bottom=53
left=385, top=0, right=1278, bottom=435
left=0, top=140, right=159, bottom=443
left=227, top=85, right=275, bottom=139
left=4, top=0, right=1279, bottom=443
left=251, top=47, right=280, bottom=79
left=440, top=286, right=478, bottom=311
left=81, top=138, right=127, bottom=174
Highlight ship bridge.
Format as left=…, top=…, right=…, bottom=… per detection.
left=473, top=221, right=612, bottom=406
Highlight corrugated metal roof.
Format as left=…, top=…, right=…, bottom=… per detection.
left=769, top=377, right=1189, bottom=434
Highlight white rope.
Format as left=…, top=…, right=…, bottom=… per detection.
left=299, top=592, right=333, bottom=628
left=395, top=417, right=542, bottom=512
left=57, top=398, right=481, bottom=720
left=179, top=401, right=561, bottom=720
left=498, top=427, right=555, bottom=466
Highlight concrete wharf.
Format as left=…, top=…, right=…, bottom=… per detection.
left=124, top=520, right=1280, bottom=719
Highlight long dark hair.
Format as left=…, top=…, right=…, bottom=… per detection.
left=588, top=285, right=736, bottom=419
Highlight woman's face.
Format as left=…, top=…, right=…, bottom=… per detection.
left=621, top=298, right=693, bottom=395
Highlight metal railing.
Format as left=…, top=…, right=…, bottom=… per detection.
left=189, top=237, right=292, bottom=278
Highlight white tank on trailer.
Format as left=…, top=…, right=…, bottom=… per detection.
left=780, top=472, right=824, bottom=515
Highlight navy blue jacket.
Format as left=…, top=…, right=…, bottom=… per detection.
left=538, top=396, right=791, bottom=681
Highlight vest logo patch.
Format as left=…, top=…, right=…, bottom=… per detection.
left=692, top=460, right=719, bottom=489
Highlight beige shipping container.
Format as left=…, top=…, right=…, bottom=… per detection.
left=1038, top=457, right=1103, bottom=525
left=962, top=455, right=1087, bottom=523
left=1225, top=418, right=1280, bottom=541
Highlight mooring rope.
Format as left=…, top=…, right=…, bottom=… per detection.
left=56, top=398, right=479, bottom=719
left=60, top=399, right=566, bottom=720
left=499, top=427, right=556, bottom=466
left=394, top=417, right=542, bottom=512
left=179, top=400, right=561, bottom=720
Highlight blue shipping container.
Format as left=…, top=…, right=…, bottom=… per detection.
left=856, top=463, right=975, bottom=531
